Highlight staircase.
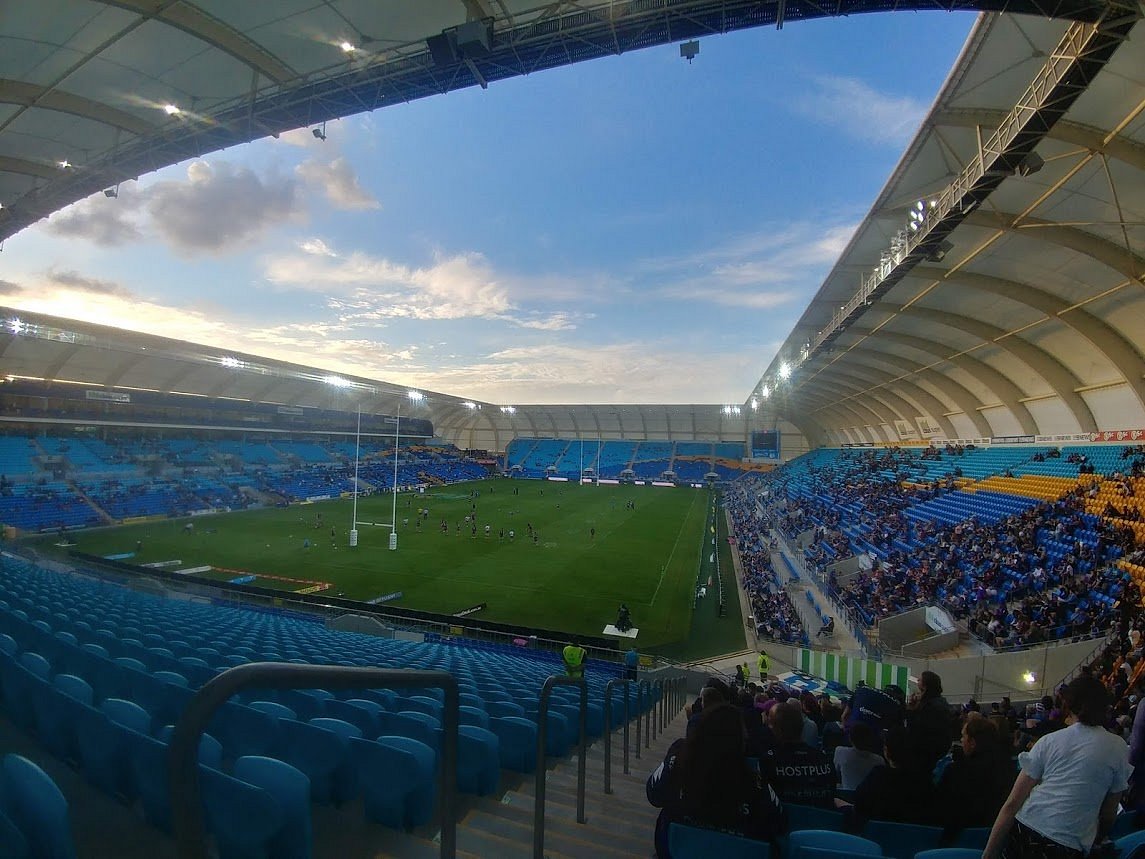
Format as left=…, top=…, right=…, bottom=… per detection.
left=450, top=702, right=688, bottom=858
left=67, top=479, right=114, bottom=525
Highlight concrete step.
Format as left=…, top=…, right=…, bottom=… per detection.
left=475, top=795, right=650, bottom=856
left=462, top=807, right=638, bottom=859
left=497, top=789, right=641, bottom=831
left=513, top=778, right=655, bottom=821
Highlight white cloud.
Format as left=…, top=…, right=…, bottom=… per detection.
left=145, top=161, right=303, bottom=255
left=641, top=220, right=858, bottom=308
left=264, top=243, right=581, bottom=331
left=296, top=156, right=380, bottom=211
left=46, top=190, right=144, bottom=246
left=789, top=75, right=927, bottom=146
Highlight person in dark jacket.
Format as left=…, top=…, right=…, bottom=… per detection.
left=764, top=700, right=837, bottom=808
left=647, top=702, right=786, bottom=857
left=848, top=725, right=936, bottom=825
left=935, top=714, right=1017, bottom=832
left=906, top=670, right=955, bottom=775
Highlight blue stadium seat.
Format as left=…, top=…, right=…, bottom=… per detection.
left=0, top=754, right=77, bottom=859
left=232, top=757, right=312, bottom=859
left=200, top=765, right=284, bottom=859
left=786, top=830, right=882, bottom=859
left=669, top=823, right=771, bottom=858
left=456, top=725, right=500, bottom=796
left=489, top=716, right=537, bottom=772
left=861, top=822, right=943, bottom=859
left=275, top=719, right=350, bottom=805
left=352, top=736, right=436, bottom=829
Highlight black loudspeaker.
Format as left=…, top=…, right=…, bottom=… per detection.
left=426, top=33, right=457, bottom=66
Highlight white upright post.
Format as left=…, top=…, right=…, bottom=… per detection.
left=390, top=404, right=399, bottom=550
left=350, top=405, right=361, bottom=547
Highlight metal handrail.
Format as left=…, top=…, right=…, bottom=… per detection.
left=638, top=679, right=651, bottom=750
left=534, top=675, right=587, bottom=859
left=603, top=678, right=634, bottom=793
left=634, top=679, right=646, bottom=758
left=169, top=663, right=459, bottom=859
left=651, top=678, right=662, bottom=741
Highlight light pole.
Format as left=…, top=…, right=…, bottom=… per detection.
left=389, top=401, right=400, bottom=551
left=350, top=405, right=361, bottom=548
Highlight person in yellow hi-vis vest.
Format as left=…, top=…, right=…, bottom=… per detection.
left=562, top=641, right=587, bottom=679
left=757, top=649, right=770, bottom=681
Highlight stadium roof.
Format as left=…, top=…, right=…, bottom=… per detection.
left=753, top=4, right=1145, bottom=445
left=0, top=0, right=1117, bottom=243
left=1, top=1, right=1143, bottom=449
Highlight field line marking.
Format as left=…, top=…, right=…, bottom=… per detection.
left=650, top=490, right=702, bottom=606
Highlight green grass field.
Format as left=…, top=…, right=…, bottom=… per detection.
left=41, top=480, right=728, bottom=649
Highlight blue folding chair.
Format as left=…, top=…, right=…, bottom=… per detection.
left=232, top=757, right=312, bottom=859
left=786, top=829, right=882, bottom=859
left=352, top=736, right=436, bottom=829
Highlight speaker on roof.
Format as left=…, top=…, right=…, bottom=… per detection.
left=456, top=20, right=492, bottom=56
left=427, top=33, right=457, bottom=66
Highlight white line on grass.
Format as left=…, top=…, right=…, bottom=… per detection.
left=650, top=491, right=702, bottom=606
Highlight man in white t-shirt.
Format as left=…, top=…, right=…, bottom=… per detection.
left=983, top=676, right=1130, bottom=858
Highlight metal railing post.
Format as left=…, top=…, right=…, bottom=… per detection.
left=644, top=679, right=652, bottom=749
left=634, top=680, right=644, bottom=759
left=603, top=678, right=634, bottom=795
left=654, top=682, right=664, bottom=742
left=534, top=675, right=587, bottom=858
left=169, top=663, right=459, bottom=859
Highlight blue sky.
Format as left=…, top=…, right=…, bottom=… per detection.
left=1, top=11, right=975, bottom=404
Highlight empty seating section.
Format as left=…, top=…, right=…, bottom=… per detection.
left=0, top=433, right=492, bottom=532
left=597, top=441, right=637, bottom=477
left=0, top=553, right=647, bottom=848
left=632, top=441, right=673, bottom=479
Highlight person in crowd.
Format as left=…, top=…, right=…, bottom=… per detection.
left=845, top=725, right=936, bottom=825
left=833, top=721, right=886, bottom=791
left=624, top=646, right=639, bottom=681
left=983, top=675, right=1130, bottom=859
left=845, top=683, right=904, bottom=735
left=764, top=700, right=836, bottom=807
left=935, top=715, right=1017, bottom=832
left=906, top=670, right=955, bottom=776
left=647, top=701, right=786, bottom=858
left=561, top=640, right=587, bottom=679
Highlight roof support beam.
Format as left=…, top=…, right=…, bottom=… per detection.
left=834, top=327, right=1039, bottom=436
left=910, top=265, right=1145, bottom=415
left=880, top=302, right=1097, bottom=432
left=0, top=80, right=154, bottom=136
left=96, top=1, right=296, bottom=84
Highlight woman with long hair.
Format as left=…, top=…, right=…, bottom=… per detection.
left=647, top=701, right=785, bottom=857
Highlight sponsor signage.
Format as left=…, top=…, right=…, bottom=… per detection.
left=893, top=419, right=918, bottom=440
left=1089, top=429, right=1145, bottom=442
left=276, top=406, right=304, bottom=415
left=452, top=603, right=487, bottom=617
left=991, top=435, right=1036, bottom=445
left=366, top=591, right=403, bottom=605
left=85, top=390, right=131, bottom=403
left=916, top=416, right=943, bottom=438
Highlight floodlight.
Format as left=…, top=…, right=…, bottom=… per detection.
left=220, top=356, right=243, bottom=369
left=778, top=362, right=791, bottom=380
left=312, top=127, right=327, bottom=141
left=163, top=104, right=182, bottom=115
left=340, top=41, right=356, bottom=53
left=462, top=401, right=478, bottom=410
left=324, top=375, right=352, bottom=388
left=1022, top=671, right=1037, bottom=685
left=406, top=390, right=424, bottom=401
left=8, top=318, right=26, bottom=335
left=58, top=160, right=71, bottom=169
left=680, top=40, right=699, bottom=62
left=501, top=406, right=516, bottom=414
left=103, top=187, right=118, bottom=198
